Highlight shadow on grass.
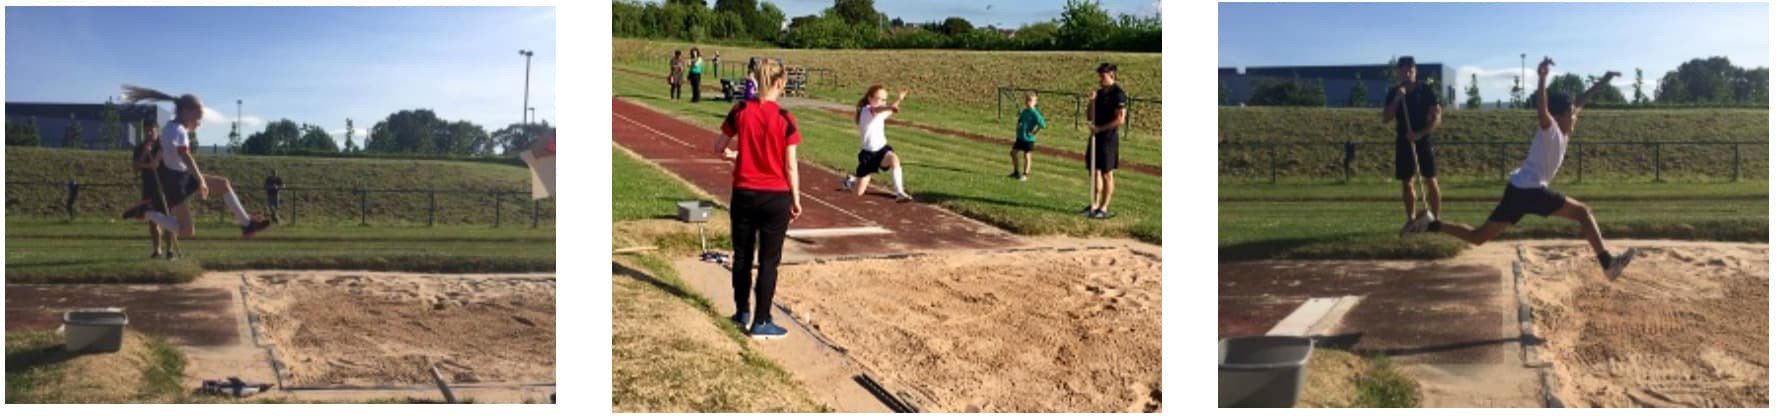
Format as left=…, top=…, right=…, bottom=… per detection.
left=613, top=261, right=709, bottom=312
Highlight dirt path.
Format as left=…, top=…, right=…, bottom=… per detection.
left=1518, top=240, right=1768, bottom=407
left=612, top=96, right=1024, bottom=260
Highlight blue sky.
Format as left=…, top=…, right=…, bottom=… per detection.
left=6, top=6, right=555, bottom=148
left=620, top=0, right=1163, bottom=28
left=1220, top=2, right=1768, bottom=103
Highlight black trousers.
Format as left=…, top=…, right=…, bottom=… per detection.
left=670, top=82, right=681, bottom=100
left=689, top=73, right=703, bottom=102
left=730, top=188, right=792, bottom=322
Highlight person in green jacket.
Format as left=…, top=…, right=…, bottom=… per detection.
left=1009, top=91, right=1047, bottom=181
left=687, top=48, right=705, bottom=103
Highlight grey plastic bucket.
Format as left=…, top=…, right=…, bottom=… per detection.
left=677, top=200, right=712, bottom=223
left=1219, top=335, right=1314, bottom=407
left=62, top=308, right=129, bottom=354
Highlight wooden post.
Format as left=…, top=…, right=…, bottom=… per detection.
left=1733, top=143, right=1741, bottom=182
left=428, top=191, right=437, bottom=226
left=359, top=189, right=368, bottom=226
left=1654, top=142, right=1663, bottom=182
left=428, top=364, right=457, bottom=404
left=494, top=192, right=502, bottom=228
left=532, top=199, right=540, bottom=228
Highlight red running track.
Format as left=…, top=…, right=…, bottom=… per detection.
left=612, top=97, right=1021, bottom=257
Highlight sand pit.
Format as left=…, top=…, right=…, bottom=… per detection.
left=1520, top=242, right=1768, bottom=407
left=773, top=247, right=1162, bottom=412
left=242, top=271, right=555, bottom=386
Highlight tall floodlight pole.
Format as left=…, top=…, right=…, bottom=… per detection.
left=519, top=50, right=534, bottom=128
left=528, top=107, right=536, bottom=125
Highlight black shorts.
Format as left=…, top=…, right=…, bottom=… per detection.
left=1394, top=138, right=1437, bottom=180
left=139, top=174, right=158, bottom=201
left=1085, top=132, right=1119, bottom=172
left=854, top=145, right=894, bottom=177
left=1486, top=184, right=1569, bottom=224
left=152, top=166, right=201, bottom=212
left=1012, top=140, right=1035, bottom=152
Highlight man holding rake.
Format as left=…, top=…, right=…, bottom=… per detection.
left=1383, top=56, right=1443, bottom=234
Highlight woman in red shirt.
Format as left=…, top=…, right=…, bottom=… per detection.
left=712, top=58, right=801, bottom=339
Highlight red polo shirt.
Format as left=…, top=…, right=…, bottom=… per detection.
left=721, top=100, right=801, bottom=192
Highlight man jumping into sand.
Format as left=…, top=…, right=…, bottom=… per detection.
left=1403, top=57, right=1637, bottom=279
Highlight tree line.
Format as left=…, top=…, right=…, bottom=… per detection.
left=612, top=0, right=1161, bottom=52
left=8, top=104, right=551, bottom=159
left=1223, top=56, right=1768, bottom=109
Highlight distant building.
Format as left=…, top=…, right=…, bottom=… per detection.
left=1219, top=63, right=1459, bottom=108
left=5, top=102, right=168, bottom=149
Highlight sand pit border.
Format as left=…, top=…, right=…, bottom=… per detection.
left=237, top=272, right=292, bottom=390
left=1512, top=245, right=1564, bottom=408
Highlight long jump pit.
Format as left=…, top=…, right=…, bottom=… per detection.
left=240, top=271, right=555, bottom=398
left=1519, top=241, right=1768, bottom=407
left=770, top=242, right=1163, bottom=412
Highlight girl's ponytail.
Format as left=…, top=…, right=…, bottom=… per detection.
left=121, top=85, right=203, bottom=121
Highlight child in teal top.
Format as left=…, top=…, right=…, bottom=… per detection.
left=1009, top=92, right=1047, bottom=180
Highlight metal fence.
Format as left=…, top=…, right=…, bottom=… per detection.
left=996, top=86, right=1163, bottom=139
left=5, top=182, right=554, bottom=227
left=1219, top=140, right=1769, bottom=183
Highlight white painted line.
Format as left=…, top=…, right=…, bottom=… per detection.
left=1267, top=296, right=1361, bottom=337
left=786, top=226, right=894, bottom=238
left=613, top=111, right=697, bottom=149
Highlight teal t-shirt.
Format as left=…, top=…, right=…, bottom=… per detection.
left=1016, top=107, right=1047, bottom=142
left=689, top=57, right=704, bottom=75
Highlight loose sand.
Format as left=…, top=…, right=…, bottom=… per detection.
left=242, top=271, right=555, bottom=386
left=772, top=246, right=1162, bottom=412
left=1520, top=242, right=1768, bottom=407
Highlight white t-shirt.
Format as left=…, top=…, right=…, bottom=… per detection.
left=1508, top=124, right=1568, bottom=189
left=160, top=120, right=191, bottom=172
left=857, top=106, right=890, bottom=152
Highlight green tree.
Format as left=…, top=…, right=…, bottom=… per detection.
left=666, top=0, right=705, bottom=6
left=294, top=124, right=338, bottom=152
left=64, top=113, right=84, bottom=149
left=1633, top=68, right=1647, bottom=105
left=1248, top=76, right=1324, bottom=107
left=754, top=2, right=786, bottom=40
left=1219, top=81, right=1230, bottom=106
left=833, top=0, right=881, bottom=26
left=1510, top=75, right=1525, bottom=108
left=936, top=16, right=974, bottom=36
left=343, top=118, right=356, bottom=152
left=99, top=98, right=121, bottom=150
left=1464, top=74, right=1482, bottom=109
left=1015, top=21, right=1060, bottom=49
left=243, top=119, right=300, bottom=155
left=1347, top=73, right=1368, bottom=107
left=5, top=119, right=38, bottom=146
left=492, top=120, right=552, bottom=156
left=1057, top=0, right=1114, bottom=50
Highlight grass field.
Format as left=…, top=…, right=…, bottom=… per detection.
left=5, top=220, right=554, bottom=283
left=1219, top=107, right=1769, bottom=181
left=1220, top=180, right=1767, bottom=261
left=614, top=68, right=1162, bottom=244
left=6, top=330, right=185, bottom=404
left=613, top=38, right=1164, bottom=169
left=6, top=147, right=552, bottom=226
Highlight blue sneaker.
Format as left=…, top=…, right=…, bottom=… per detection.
left=730, top=312, right=751, bottom=332
left=749, top=320, right=789, bottom=340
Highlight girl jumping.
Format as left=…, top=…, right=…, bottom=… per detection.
left=122, top=85, right=272, bottom=240
left=840, top=86, right=913, bottom=203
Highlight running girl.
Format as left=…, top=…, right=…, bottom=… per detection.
left=840, top=86, right=913, bottom=203
left=122, top=85, right=273, bottom=239
left=711, top=59, right=802, bottom=339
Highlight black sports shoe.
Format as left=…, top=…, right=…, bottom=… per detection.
left=241, top=216, right=273, bottom=239
left=122, top=202, right=149, bottom=220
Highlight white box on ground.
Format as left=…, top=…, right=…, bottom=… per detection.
left=62, top=308, right=128, bottom=353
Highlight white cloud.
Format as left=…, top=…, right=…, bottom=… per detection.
left=200, top=106, right=266, bottom=130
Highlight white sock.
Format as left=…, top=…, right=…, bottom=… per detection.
left=891, top=167, right=905, bottom=195
left=223, top=192, right=251, bottom=226
left=146, top=211, right=180, bottom=230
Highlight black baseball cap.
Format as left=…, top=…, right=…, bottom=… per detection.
left=1397, top=56, right=1416, bottom=67
left=1097, top=63, right=1118, bottom=73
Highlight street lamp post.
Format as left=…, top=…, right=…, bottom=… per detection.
left=528, top=107, right=536, bottom=125
left=519, top=50, right=534, bottom=128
